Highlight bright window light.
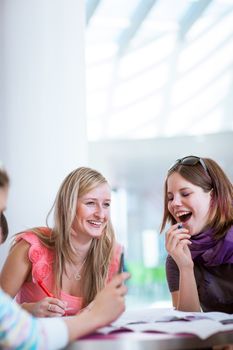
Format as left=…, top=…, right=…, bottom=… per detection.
left=179, top=11, right=233, bottom=73
left=142, top=230, right=159, bottom=268
left=87, top=91, right=107, bottom=117
left=86, top=63, right=114, bottom=91
left=119, top=34, right=176, bottom=79
left=107, top=95, right=163, bottom=138
left=86, top=43, right=118, bottom=63
left=114, top=63, right=168, bottom=107
left=173, top=38, right=233, bottom=106
left=167, top=73, right=230, bottom=135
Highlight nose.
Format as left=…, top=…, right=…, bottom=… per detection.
left=171, top=195, right=182, bottom=207
left=94, top=205, right=105, bottom=218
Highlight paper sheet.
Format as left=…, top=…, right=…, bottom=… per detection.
left=98, top=308, right=233, bottom=339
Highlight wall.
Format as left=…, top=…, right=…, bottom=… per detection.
left=0, top=0, right=87, bottom=265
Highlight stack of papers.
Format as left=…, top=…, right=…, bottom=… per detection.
left=98, top=308, right=233, bottom=339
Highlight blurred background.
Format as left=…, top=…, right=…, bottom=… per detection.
left=85, top=0, right=233, bottom=307
left=1, top=0, right=233, bottom=309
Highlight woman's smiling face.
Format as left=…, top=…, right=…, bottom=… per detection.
left=167, top=172, right=212, bottom=235
left=72, top=183, right=111, bottom=242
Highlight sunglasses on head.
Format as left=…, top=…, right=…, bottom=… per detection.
left=168, top=156, right=209, bottom=175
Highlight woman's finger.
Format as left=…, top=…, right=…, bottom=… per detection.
left=47, top=302, right=64, bottom=316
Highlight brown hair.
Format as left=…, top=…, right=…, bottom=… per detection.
left=0, top=167, right=10, bottom=242
left=0, top=168, right=9, bottom=188
left=161, top=157, right=233, bottom=239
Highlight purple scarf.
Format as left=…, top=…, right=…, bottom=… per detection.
left=190, top=225, right=233, bottom=266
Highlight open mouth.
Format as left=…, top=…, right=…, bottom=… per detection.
left=176, top=212, right=192, bottom=223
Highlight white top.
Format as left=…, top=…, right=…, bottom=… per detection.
left=0, top=288, right=69, bottom=349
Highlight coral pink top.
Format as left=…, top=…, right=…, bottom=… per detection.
left=15, top=228, right=122, bottom=316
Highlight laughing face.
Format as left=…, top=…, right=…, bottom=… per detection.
left=167, top=172, right=212, bottom=235
left=72, top=183, right=111, bottom=242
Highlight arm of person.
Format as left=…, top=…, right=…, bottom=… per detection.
left=171, top=265, right=201, bottom=312
left=176, top=260, right=201, bottom=312
left=0, top=287, right=68, bottom=350
left=0, top=240, right=66, bottom=317
left=0, top=273, right=130, bottom=350
left=170, top=276, right=201, bottom=312
left=0, top=239, right=32, bottom=296
left=0, top=273, right=129, bottom=350
left=166, top=225, right=201, bottom=312
left=64, top=272, right=130, bottom=341
left=171, top=243, right=201, bottom=312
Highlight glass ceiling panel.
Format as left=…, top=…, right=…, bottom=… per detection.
left=106, top=94, right=163, bottom=138
left=118, top=34, right=176, bottom=79
left=114, top=63, right=169, bottom=107
left=85, top=0, right=233, bottom=141
left=174, top=39, right=233, bottom=106
left=87, top=0, right=140, bottom=42
left=179, top=9, right=233, bottom=73
left=168, top=73, right=231, bottom=134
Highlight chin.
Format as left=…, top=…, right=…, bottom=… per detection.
left=190, top=229, right=200, bottom=236
left=89, top=231, right=103, bottom=238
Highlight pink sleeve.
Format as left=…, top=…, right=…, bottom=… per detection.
left=15, top=231, right=54, bottom=283
left=107, top=243, right=123, bottom=282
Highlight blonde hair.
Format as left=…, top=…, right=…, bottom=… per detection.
left=32, top=167, right=115, bottom=306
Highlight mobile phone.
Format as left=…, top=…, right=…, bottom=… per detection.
left=118, top=252, right=124, bottom=274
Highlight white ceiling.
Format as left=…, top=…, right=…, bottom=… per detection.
left=85, top=0, right=233, bottom=141
left=85, top=1, right=233, bottom=198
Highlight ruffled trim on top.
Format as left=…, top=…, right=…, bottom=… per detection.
left=15, top=228, right=54, bottom=283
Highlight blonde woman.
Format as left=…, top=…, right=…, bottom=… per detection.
left=0, top=165, right=129, bottom=349
left=1, top=167, right=123, bottom=317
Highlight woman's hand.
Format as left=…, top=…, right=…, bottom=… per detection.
left=166, top=223, right=193, bottom=269
left=85, top=272, right=130, bottom=327
left=64, top=272, right=130, bottom=341
left=22, top=297, right=67, bottom=317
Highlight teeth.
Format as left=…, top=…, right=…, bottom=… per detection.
left=176, top=211, right=190, bottom=217
left=89, top=220, right=102, bottom=225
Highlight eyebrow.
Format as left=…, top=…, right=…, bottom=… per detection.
left=167, top=187, right=192, bottom=194
left=83, top=197, right=111, bottom=201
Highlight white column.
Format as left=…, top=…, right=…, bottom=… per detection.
left=0, top=0, right=87, bottom=264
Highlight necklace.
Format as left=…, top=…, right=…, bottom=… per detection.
left=73, top=264, right=84, bottom=281
left=66, top=258, right=87, bottom=281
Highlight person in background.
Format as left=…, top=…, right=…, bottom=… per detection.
left=0, top=165, right=129, bottom=349
left=161, top=155, right=233, bottom=313
left=0, top=167, right=123, bottom=317
left=0, top=213, right=8, bottom=244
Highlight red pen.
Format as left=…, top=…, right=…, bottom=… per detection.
left=37, top=279, right=68, bottom=316
left=37, top=279, right=54, bottom=298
